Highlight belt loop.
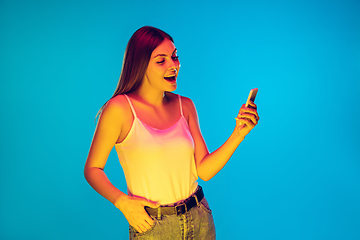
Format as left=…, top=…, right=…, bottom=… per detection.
left=194, top=194, right=200, bottom=207
left=157, top=206, right=162, bottom=220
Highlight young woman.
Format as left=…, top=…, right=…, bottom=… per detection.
left=84, top=26, right=259, bottom=239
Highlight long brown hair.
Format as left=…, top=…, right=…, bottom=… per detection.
left=95, top=26, right=174, bottom=121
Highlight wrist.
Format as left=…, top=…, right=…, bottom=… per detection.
left=231, top=128, right=246, bottom=143
left=113, top=192, right=129, bottom=209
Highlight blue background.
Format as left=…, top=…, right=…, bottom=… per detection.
left=1, top=0, right=359, bottom=239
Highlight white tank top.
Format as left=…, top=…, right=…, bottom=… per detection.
left=115, top=94, right=198, bottom=205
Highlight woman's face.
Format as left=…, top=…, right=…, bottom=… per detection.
left=143, top=38, right=180, bottom=92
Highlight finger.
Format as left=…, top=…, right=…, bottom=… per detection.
left=142, top=220, right=152, bottom=229
left=239, top=108, right=259, bottom=121
left=238, top=113, right=258, bottom=125
left=134, top=224, right=145, bottom=233
left=140, top=206, right=154, bottom=225
left=138, top=218, right=153, bottom=233
left=237, top=113, right=258, bottom=125
left=239, top=104, right=257, bottom=114
left=136, top=219, right=152, bottom=233
left=236, top=117, right=255, bottom=128
left=239, top=103, right=257, bottom=113
left=136, top=226, right=143, bottom=233
left=247, top=101, right=257, bottom=110
left=137, top=225, right=146, bottom=234
left=144, top=214, right=154, bottom=226
left=246, top=102, right=259, bottom=120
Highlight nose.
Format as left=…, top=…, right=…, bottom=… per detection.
left=169, top=59, right=180, bottom=71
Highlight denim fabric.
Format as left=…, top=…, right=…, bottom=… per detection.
left=129, top=197, right=216, bottom=240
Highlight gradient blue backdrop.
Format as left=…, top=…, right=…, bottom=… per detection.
left=1, top=0, right=359, bottom=239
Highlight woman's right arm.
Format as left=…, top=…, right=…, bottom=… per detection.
left=84, top=97, right=159, bottom=233
left=84, top=98, right=125, bottom=204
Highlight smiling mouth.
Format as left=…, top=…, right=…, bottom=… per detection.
left=164, top=76, right=176, bottom=81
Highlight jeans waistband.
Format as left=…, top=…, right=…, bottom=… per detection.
left=145, top=186, right=204, bottom=218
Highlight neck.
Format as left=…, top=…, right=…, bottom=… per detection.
left=131, top=87, right=167, bottom=107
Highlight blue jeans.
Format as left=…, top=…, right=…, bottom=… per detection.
left=129, top=197, right=216, bottom=239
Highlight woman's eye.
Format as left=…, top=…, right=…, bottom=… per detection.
left=157, top=56, right=179, bottom=64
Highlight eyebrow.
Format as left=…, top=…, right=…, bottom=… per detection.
left=153, top=48, right=177, bottom=58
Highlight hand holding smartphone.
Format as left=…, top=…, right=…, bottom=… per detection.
left=235, top=88, right=259, bottom=132
left=235, top=88, right=258, bottom=121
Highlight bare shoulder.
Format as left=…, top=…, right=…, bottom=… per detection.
left=178, top=95, right=198, bottom=121
left=105, top=94, right=128, bottom=108
left=99, top=94, right=132, bottom=122
left=179, top=95, right=196, bottom=110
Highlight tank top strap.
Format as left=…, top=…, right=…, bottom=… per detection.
left=178, top=94, right=184, bottom=117
left=123, top=94, right=137, bottom=119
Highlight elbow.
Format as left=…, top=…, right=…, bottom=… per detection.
left=84, top=166, right=91, bottom=182
left=84, top=166, right=103, bottom=183
left=197, top=165, right=214, bottom=182
left=198, top=172, right=213, bottom=182
left=200, top=177, right=211, bottom=182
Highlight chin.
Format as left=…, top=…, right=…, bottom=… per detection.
left=162, top=82, right=177, bottom=92
left=167, top=84, right=177, bottom=92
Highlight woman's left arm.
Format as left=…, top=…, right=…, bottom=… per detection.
left=184, top=97, right=259, bottom=181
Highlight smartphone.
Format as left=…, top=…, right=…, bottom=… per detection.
left=245, top=88, right=258, bottom=108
